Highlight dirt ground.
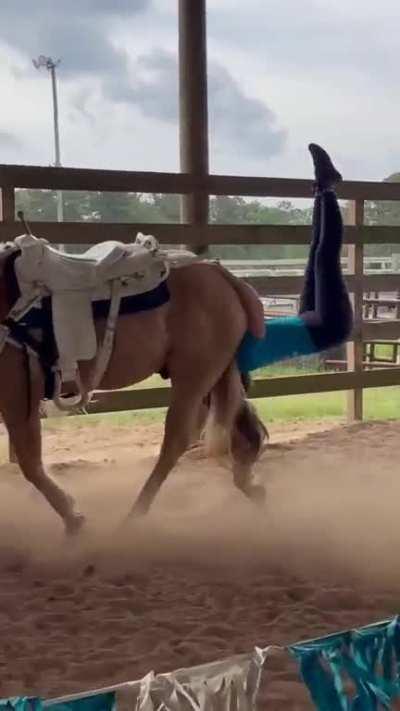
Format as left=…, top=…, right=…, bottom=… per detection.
left=0, top=417, right=399, bottom=709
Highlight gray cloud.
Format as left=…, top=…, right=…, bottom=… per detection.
left=69, top=89, right=97, bottom=126
left=0, top=1, right=285, bottom=163
left=0, top=1, right=149, bottom=88
left=121, top=51, right=178, bottom=121
left=0, top=130, right=23, bottom=149
left=124, top=50, right=285, bottom=161
left=208, top=0, right=400, bottom=86
left=1, top=0, right=145, bottom=14
left=208, top=62, right=285, bottom=160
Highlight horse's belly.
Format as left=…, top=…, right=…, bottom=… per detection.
left=93, top=305, right=169, bottom=390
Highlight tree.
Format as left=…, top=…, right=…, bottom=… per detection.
left=366, top=173, right=400, bottom=227
left=208, top=197, right=311, bottom=260
left=16, top=189, right=59, bottom=221
left=14, top=189, right=315, bottom=260
left=364, top=173, right=400, bottom=257
left=150, top=194, right=180, bottom=222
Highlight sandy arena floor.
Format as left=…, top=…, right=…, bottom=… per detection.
left=0, top=417, right=400, bottom=709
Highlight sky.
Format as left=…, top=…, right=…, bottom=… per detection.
left=0, top=0, right=399, bottom=183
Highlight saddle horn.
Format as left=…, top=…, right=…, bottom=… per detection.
left=17, top=210, right=32, bottom=236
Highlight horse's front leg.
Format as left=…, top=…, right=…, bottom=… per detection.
left=129, top=386, right=203, bottom=517
left=186, top=395, right=210, bottom=455
left=5, top=409, right=85, bottom=535
left=0, top=348, right=85, bottom=535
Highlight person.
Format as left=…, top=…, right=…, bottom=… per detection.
left=236, top=143, right=353, bottom=374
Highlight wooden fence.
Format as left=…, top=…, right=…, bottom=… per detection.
left=1, top=164, right=400, bottom=422
left=223, top=256, right=398, bottom=275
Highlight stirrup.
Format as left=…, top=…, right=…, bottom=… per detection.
left=53, top=371, right=89, bottom=412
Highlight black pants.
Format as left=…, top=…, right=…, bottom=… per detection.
left=236, top=188, right=354, bottom=374
left=299, top=190, right=353, bottom=349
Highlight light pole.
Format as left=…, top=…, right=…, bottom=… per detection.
left=33, top=55, right=64, bottom=223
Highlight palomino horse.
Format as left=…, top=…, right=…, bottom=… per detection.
left=0, top=251, right=267, bottom=534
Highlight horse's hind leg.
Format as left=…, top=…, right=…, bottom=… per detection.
left=204, top=363, right=241, bottom=458
left=5, top=410, right=85, bottom=535
left=206, top=364, right=267, bottom=502
left=231, top=398, right=267, bottom=503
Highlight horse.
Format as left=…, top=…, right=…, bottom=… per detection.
left=0, top=246, right=268, bottom=534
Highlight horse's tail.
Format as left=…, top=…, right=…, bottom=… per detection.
left=237, top=372, right=270, bottom=444
left=240, top=371, right=251, bottom=393
left=204, top=363, right=269, bottom=460
left=211, top=264, right=265, bottom=339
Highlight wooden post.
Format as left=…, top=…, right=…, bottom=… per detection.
left=369, top=340, right=375, bottom=363
left=178, top=0, right=209, bottom=254
left=371, top=290, right=378, bottom=319
left=346, top=199, right=364, bottom=421
left=396, top=288, right=400, bottom=321
left=0, top=187, right=15, bottom=224
left=0, top=187, right=17, bottom=463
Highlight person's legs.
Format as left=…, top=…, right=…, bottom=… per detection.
left=300, top=143, right=343, bottom=314
left=236, top=144, right=353, bottom=375
left=300, top=144, right=353, bottom=349
left=299, top=193, right=322, bottom=313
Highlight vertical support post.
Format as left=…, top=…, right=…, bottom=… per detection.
left=395, top=288, right=400, bottom=321
left=0, top=187, right=15, bottom=224
left=0, top=187, right=17, bottom=463
left=49, top=63, right=64, bottom=224
left=178, top=0, right=209, bottom=254
left=346, top=199, right=364, bottom=421
left=372, top=290, right=378, bottom=319
left=369, top=340, right=375, bottom=363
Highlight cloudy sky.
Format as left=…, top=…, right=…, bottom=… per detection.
left=0, top=0, right=399, bottom=182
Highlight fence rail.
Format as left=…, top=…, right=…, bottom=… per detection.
left=2, top=165, right=400, bottom=423
left=87, top=367, right=400, bottom=416
left=1, top=222, right=400, bottom=247
left=3, top=163, right=400, bottom=200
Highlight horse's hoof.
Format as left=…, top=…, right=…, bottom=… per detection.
left=128, top=504, right=148, bottom=519
left=120, top=501, right=149, bottom=526
left=65, top=513, right=86, bottom=537
left=248, top=484, right=266, bottom=507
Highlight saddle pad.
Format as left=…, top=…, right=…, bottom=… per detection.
left=51, top=281, right=171, bottom=379
left=18, top=281, right=170, bottom=399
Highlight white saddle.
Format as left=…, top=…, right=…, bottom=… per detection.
left=14, top=232, right=167, bottom=296
left=4, top=232, right=197, bottom=411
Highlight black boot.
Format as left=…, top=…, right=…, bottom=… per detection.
left=308, top=143, right=342, bottom=192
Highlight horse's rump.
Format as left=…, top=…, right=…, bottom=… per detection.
left=210, top=264, right=265, bottom=339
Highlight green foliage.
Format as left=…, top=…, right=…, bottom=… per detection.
left=14, top=190, right=313, bottom=259
left=14, top=177, right=400, bottom=261
left=366, top=172, right=400, bottom=227
left=364, top=172, right=400, bottom=257
left=16, top=189, right=59, bottom=222
left=15, top=190, right=161, bottom=224
left=209, top=196, right=312, bottom=260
